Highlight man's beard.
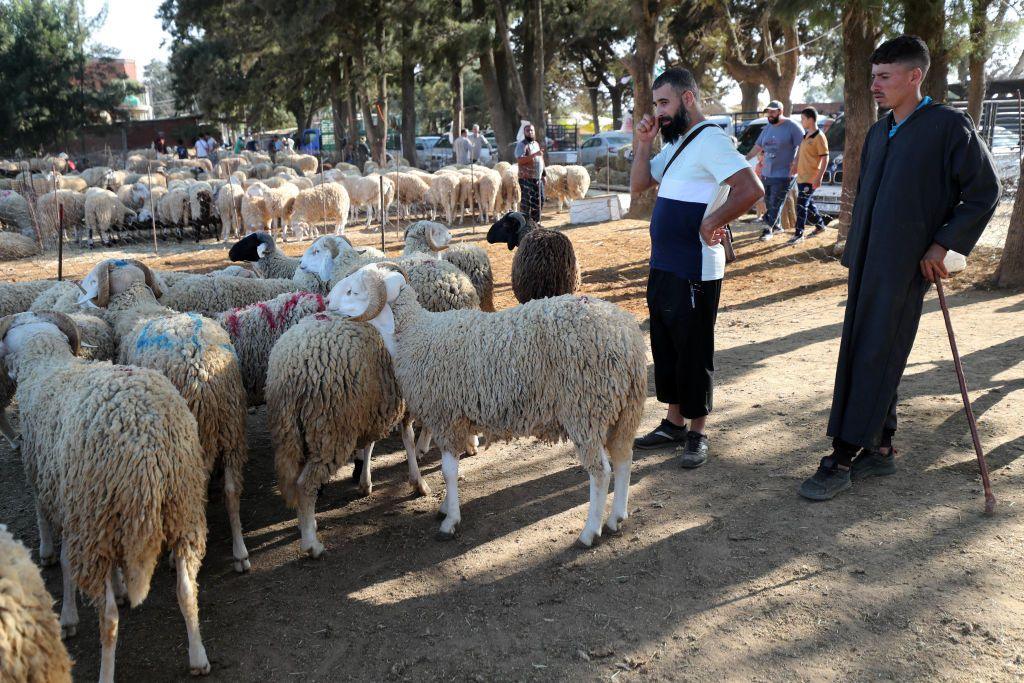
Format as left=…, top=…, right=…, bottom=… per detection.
left=767, top=113, right=780, bottom=124
left=524, top=134, right=534, bottom=142
left=659, top=109, right=690, bottom=144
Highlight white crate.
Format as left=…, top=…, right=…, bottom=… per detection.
left=569, top=194, right=624, bottom=224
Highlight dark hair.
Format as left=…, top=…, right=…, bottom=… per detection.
left=800, top=107, right=818, bottom=120
left=652, top=67, right=699, bottom=97
left=177, top=138, right=184, bottom=145
left=460, top=128, right=468, bottom=135
left=870, top=35, right=930, bottom=75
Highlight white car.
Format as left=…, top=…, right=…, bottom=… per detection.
left=578, top=132, right=634, bottom=166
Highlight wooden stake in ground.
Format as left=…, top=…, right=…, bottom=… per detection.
left=57, top=203, right=64, bottom=281
left=379, top=173, right=386, bottom=254
left=147, top=162, right=158, bottom=254
left=935, top=277, right=996, bottom=514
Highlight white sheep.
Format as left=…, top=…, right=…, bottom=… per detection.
left=0, top=524, right=72, bottom=683
left=423, top=173, right=457, bottom=225
left=473, top=168, right=502, bottom=223
left=36, top=189, right=85, bottom=247
left=328, top=263, right=647, bottom=546
left=160, top=272, right=302, bottom=317
left=83, top=188, right=137, bottom=248
left=289, top=182, right=350, bottom=240
left=0, top=311, right=211, bottom=680
left=78, top=260, right=251, bottom=573
left=266, top=309, right=429, bottom=558
left=403, top=221, right=495, bottom=312
left=241, top=183, right=273, bottom=232
left=216, top=181, right=245, bottom=242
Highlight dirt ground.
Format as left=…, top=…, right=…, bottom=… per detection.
left=0, top=206, right=1022, bottom=681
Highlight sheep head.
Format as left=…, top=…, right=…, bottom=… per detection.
left=487, top=212, right=529, bottom=250
left=299, top=235, right=343, bottom=282
left=328, top=263, right=406, bottom=322
left=228, top=231, right=274, bottom=263
left=0, top=311, right=81, bottom=359
left=79, top=258, right=162, bottom=307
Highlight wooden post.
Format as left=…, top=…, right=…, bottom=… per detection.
left=605, top=146, right=610, bottom=193
left=147, top=162, right=158, bottom=254
left=379, top=173, right=386, bottom=253
left=23, top=162, right=44, bottom=252
left=57, top=203, right=64, bottom=281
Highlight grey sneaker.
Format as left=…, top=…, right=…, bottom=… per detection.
left=798, top=456, right=852, bottom=501
left=759, top=228, right=773, bottom=241
left=850, top=448, right=896, bottom=481
left=772, top=225, right=785, bottom=234
left=678, top=432, right=709, bottom=468
left=634, top=419, right=688, bottom=450
left=787, top=234, right=805, bottom=245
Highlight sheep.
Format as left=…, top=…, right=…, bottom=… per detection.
left=229, top=231, right=299, bottom=279
left=217, top=290, right=327, bottom=406
left=0, top=524, right=73, bottom=683
left=392, top=172, right=430, bottom=220
left=79, top=166, right=112, bottom=187
left=137, top=184, right=167, bottom=224
left=0, top=311, right=211, bottom=680
left=36, top=189, right=85, bottom=247
left=0, top=190, right=34, bottom=238
left=157, top=186, right=192, bottom=238
left=487, top=211, right=580, bottom=303
left=215, top=156, right=246, bottom=178
left=0, top=281, right=60, bottom=318
left=188, top=181, right=216, bottom=240
left=241, top=183, right=272, bottom=232
left=77, top=260, right=251, bottom=573
left=84, top=188, right=137, bottom=247
left=290, top=176, right=314, bottom=191
left=289, top=182, right=350, bottom=240
left=473, top=168, right=502, bottom=223
left=454, top=173, right=476, bottom=224
left=262, top=182, right=298, bottom=236
left=265, top=309, right=429, bottom=558
left=403, top=221, right=495, bottom=312
left=328, top=263, right=646, bottom=546
left=208, top=265, right=257, bottom=278
left=216, top=181, right=245, bottom=241
left=277, top=153, right=318, bottom=175
left=0, top=231, right=39, bottom=260
left=160, top=272, right=302, bottom=317
left=499, top=164, right=521, bottom=215
left=563, top=165, right=592, bottom=207
left=423, top=173, right=457, bottom=225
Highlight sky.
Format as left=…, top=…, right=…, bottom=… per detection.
left=83, top=0, right=170, bottom=77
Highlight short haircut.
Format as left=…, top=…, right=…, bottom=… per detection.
left=800, top=107, right=818, bottom=120
left=870, top=35, right=930, bottom=75
left=652, top=67, right=699, bottom=98
left=460, top=128, right=468, bottom=135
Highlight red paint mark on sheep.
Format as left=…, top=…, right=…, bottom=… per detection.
left=256, top=302, right=277, bottom=331
left=224, top=311, right=241, bottom=338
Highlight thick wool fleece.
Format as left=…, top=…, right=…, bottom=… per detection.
left=0, top=281, right=59, bottom=318
left=512, top=228, right=580, bottom=303
left=105, top=282, right=248, bottom=481
left=266, top=313, right=403, bottom=507
left=442, top=245, right=494, bottom=312
left=389, top=287, right=645, bottom=473
left=161, top=274, right=301, bottom=317
left=11, top=334, right=207, bottom=605
left=217, top=290, right=326, bottom=406
left=0, top=525, right=73, bottom=683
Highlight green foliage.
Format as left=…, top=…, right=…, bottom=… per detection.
left=0, top=0, right=142, bottom=154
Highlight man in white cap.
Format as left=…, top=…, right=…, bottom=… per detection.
left=745, top=101, right=804, bottom=240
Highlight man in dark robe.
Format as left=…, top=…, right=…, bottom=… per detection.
left=799, top=35, right=1001, bottom=500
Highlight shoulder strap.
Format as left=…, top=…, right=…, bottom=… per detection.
left=662, top=122, right=717, bottom=177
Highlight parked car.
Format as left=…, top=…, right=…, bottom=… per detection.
left=810, top=114, right=846, bottom=216
left=577, top=131, right=634, bottom=166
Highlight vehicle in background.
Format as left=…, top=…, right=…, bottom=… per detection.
left=577, top=131, right=634, bottom=166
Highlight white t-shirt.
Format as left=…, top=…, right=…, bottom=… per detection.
left=195, top=138, right=209, bottom=158
left=648, top=124, right=748, bottom=281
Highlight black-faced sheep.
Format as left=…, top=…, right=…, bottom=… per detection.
left=487, top=211, right=580, bottom=303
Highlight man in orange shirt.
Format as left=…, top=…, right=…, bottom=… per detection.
left=788, top=107, right=829, bottom=245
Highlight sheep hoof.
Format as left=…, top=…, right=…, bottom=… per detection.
left=602, top=519, right=623, bottom=536
left=190, top=661, right=212, bottom=677
left=302, top=540, right=325, bottom=559
left=411, top=479, right=431, bottom=497
left=358, top=482, right=373, bottom=497
left=435, top=528, right=457, bottom=542
left=576, top=528, right=600, bottom=548
left=38, top=552, right=57, bottom=567
left=233, top=557, right=251, bottom=573
left=61, top=624, right=77, bottom=640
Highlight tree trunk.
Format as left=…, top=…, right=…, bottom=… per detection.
left=605, top=79, right=625, bottom=130
left=522, top=0, right=546, bottom=144
left=400, top=38, right=418, bottom=167
left=479, top=44, right=513, bottom=161
left=740, top=81, right=761, bottom=113
left=344, top=56, right=359, bottom=142
left=903, top=0, right=948, bottom=101
left=451, top=62, right=464, bottom=140
left=996, top=154, right=1024, bottom=286
left=493, top=0, right=529, bottom=121
left=328, top=59, right=347, bottom=161
left=624, top=0, right=661, bottom=218
left=837, top=0, right=879, bottom=245
left=966, top=0, right=992, bottom=128
left=588, top=84, right=601, bottom=134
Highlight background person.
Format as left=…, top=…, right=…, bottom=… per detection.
left=745, top=101, right=804, bottom=241
left=515, top=123, right=545, bottom=223
left=788, top=106, right=829, bottom=244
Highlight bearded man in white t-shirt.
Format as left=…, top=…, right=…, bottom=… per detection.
left=630, top=67, right=764, bottom=468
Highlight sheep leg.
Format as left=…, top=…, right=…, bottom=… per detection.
left=605, top=452, right=633, bottom=534
left=415, top=427, right=432, bottom=459
left=223, top=467, right=250, bottom=573
left=401, top=419, right=431, bottom=497
left=97, top=573, right=119, bottom=683
left=112, top=567, right=128, bottom=606
left=0, top=407, right=19, bottom=450
left=59, top=543, right=79, bottom=638
left=358, top=443, right=374, bottom=496
left=295, top=462, right=324, bottom=558
left=175, top=550, right=211, bottom=676
left=577, top=447, right=611, bottom=548
left=436, top=450, right=461, bottom=540
left=37, top=505, right=56, bottom=566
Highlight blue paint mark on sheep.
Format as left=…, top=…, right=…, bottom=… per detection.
left=135, top=313, right=206, bottom=354
left=112, top=259, right=129, bottom=267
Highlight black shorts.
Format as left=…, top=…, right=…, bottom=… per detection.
left=646, top=269, right=722, bottom=418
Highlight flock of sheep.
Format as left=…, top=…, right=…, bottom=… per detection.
left=0, top=210, right=637, bottom=682
left=0, top=150, right=593, bottom=256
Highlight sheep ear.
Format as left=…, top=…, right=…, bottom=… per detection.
left=382, top=271, right=404, bottom=302
left=257, top=243, right=267, bottom=259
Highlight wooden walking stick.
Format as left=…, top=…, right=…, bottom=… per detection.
left=934, top=277, right=996, bottom=514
